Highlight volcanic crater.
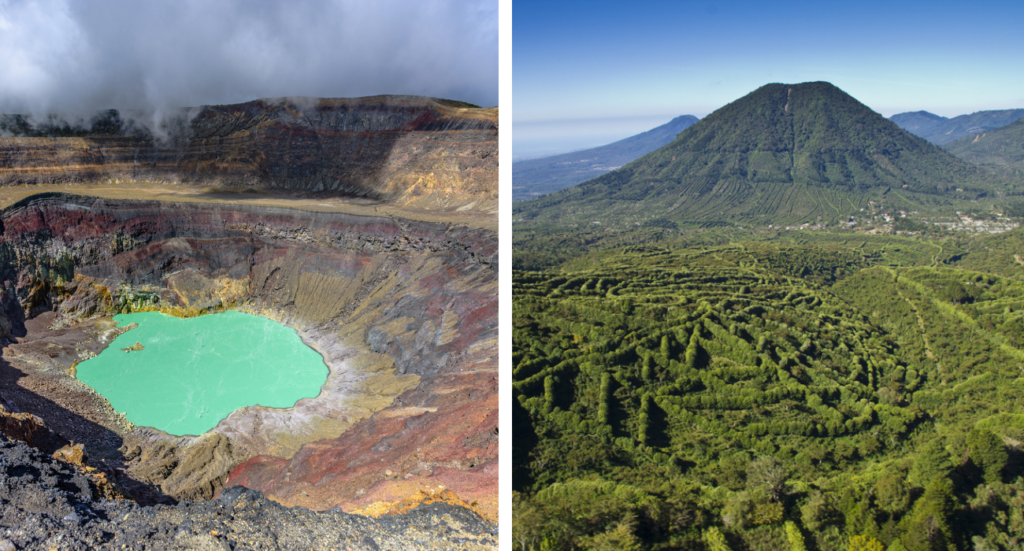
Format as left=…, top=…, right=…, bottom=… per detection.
left=0, top=97, right=498, bottom=527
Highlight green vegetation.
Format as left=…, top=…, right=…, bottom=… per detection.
left=945, top=117, right=1024, bottom=177
left=514, top=234, right=1024, bottom=551
left=513, top=80, right=1024, bottom=550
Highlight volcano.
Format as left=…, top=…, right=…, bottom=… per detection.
left=514, top=82, right=999, bottom=228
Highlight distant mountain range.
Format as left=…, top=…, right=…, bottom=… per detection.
left=512, top=115, right=698, bottom=201
left=890, top=109, right=1024, bottom=145
left=515, top=82, right=1002, bottom=231
left=944, top=116, right=1024, bottom=174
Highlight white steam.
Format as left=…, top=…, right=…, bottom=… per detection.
left=0, top=0, right=497, bottom=126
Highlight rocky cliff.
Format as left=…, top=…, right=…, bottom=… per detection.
left=0, top=96, right=498, bottom=213
left=0, top=193, right=497, bottom=520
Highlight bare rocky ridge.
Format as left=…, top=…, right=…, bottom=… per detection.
left=0, top=193, right=497, bottom=527
left=0, top=96, right=498, bottom=214
left=0, top=433, right=497, bottom=550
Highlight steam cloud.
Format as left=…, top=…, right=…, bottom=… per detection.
left=0, top=0, right=497, bottom=127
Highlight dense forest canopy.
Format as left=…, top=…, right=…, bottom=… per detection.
left=514, top=232, right=1024, bottom=551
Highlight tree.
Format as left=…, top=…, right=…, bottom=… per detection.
left=938, top=281, right=969, bottom=305
left=747, top=456, right=788, bottom=501
left=785, top=521, right=808, bottom=551
left=900, top=476, right=955, bottom=551
left=598, top=373, right=611, bottom=425
left=583, top=512, right=642, bottom=551
left=966, top=428, right=1008, bottom=484
left=704, top=527, right=732, bottom=551
left=544, top=376, right=556, bottom=413
left=522, top=480, right=654, bottom=551
left=848, top=535, right=885, bottom=551
left=637, top=412, right=650, bottom=445
left=886, top=540, right=908, bottom=551
left=911, top=438, right=952, bottom=486
left=874, top=471, right=912, bottom=516
left=801, top=490, right=840, bottom=531
left=845, top=498, right=880, bottom=540
left=512, top=492, right=542, bottom=551
left=642, top=353, right=654, bottom=381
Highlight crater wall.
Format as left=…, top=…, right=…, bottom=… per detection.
left=0, top=96, right=498, bottom=213
left=0, top=193, right=497, bottom=518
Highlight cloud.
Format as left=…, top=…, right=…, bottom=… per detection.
left=0, top=0, right=498, bottom=123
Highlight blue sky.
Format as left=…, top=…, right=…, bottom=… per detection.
left=513, top=0, right=1024, bottom=158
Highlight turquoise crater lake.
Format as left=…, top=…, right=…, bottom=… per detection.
left=76, top=311, right=328, bottom=436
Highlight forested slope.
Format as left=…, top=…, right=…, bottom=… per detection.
left=514, top=237, right=1024, bottom=551
left=945, top=117, right=1024, bottom=176
left=515, top=82, right=1010, bottom=232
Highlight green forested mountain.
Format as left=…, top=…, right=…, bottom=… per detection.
left=513, top=115, right=699, bottom=201
left=515, top=82, right=1009, bottom=233
left=891, top=109, right=1024, bottom=145
left=514, top=232, right=1024, bottom=551
left=513, top=81, right=1024, bottom=551
left=944, top=117, right=1024, bottom=175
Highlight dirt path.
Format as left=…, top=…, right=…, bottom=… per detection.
left=0, top=182, right=497, bottom=232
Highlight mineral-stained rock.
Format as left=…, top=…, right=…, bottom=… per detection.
left=227, top=383, right=500, bottom=520
left=352, top=488, right=479, bottom=518
left=0, top=96, right=498, bottom=213
left=52, top=442, right=87, bottom=466
left=119, top=342, right=143, bottom=352
left=52, top=441, right=128, bottom=499
left=0, top=193, right=497, bottom=517
left=0, top=405, right=46, bottom=447
left=109, top=322, right=138, bottom=338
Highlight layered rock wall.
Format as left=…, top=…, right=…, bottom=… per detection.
left=0, top=96, right=498, bottom=212
left=0, top=193, right=497, bottom=517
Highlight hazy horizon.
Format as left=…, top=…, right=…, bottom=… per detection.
left=513, top=113, right=681, bottom=160
left=515, top=0, right=1024, bottom=159
left=513, top=83, right=1024, bottom=160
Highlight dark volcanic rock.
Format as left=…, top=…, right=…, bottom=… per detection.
left=0, top=433, right=497, bottom=550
